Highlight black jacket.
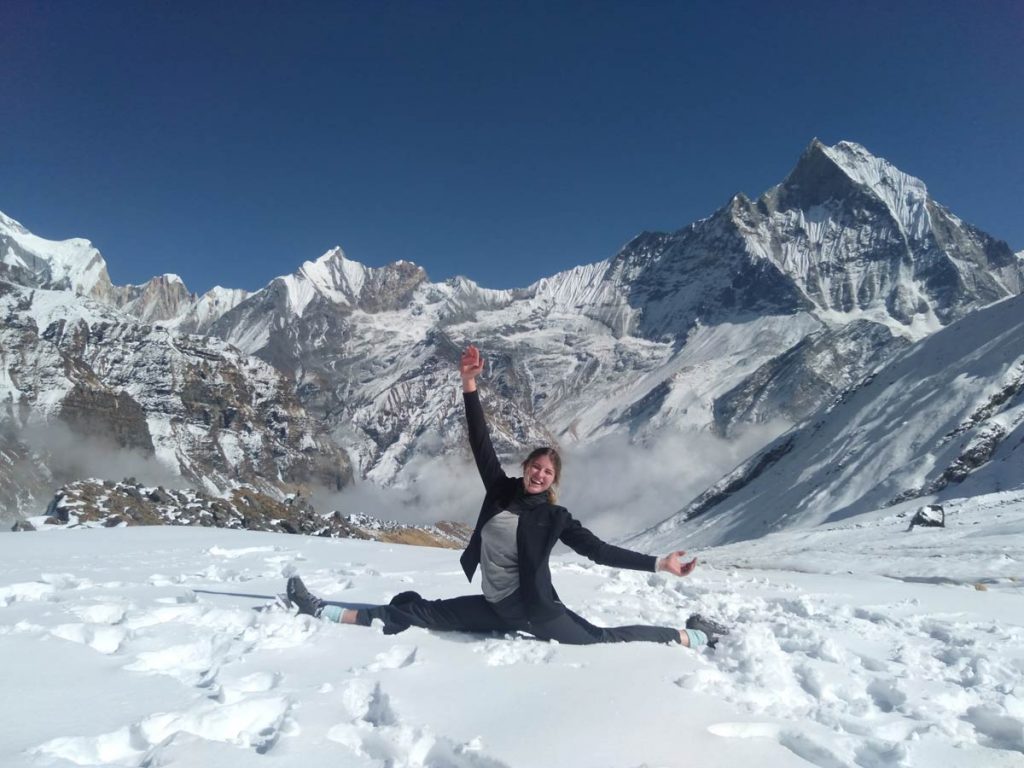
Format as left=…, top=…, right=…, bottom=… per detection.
left=458, top=390, right=657, bottom=622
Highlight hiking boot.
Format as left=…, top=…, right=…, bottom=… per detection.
left=686, top=613, right=730, bottom=649
left=287, top=575, right=324, bottom=617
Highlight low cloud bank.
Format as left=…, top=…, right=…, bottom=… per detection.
left=311, top=448, right=482, bottom=528
left=20, top=421, right=184, bottom=490
left=1, top=419, right=185, bottom=522
left=4, top=413, right=787, bottom=548
left=315, top=422, right=788, bottom=545
left=559, top=422, right=789, bottom=543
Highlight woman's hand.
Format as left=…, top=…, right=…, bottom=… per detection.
left=656, top=551, right=698, bottom=577
left=460, top=345, right=485, bottom=392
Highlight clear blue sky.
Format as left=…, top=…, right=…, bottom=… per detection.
left=2, top=1, right=1021, bottom=294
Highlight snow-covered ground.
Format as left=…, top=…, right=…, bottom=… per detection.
left=3, top=492, right=1023, bottom=767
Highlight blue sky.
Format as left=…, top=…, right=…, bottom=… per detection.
left=2, top=1, right=1021, bottom=294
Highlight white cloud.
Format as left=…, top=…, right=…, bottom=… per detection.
left=559, top=422, right=789, bottom=543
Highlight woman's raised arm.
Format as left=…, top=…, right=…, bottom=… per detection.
left=460, top=345, right=507, bottom=491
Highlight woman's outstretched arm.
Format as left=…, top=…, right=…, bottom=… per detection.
left=560, top=515, right=698, bottom=576
left=460, top=345, right=507, bottom=491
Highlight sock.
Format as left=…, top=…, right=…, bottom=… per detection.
left=684, top=629, right=708, bottom=649
left=321, top=605, right=343, bottom=623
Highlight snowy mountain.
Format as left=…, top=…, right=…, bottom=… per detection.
left=0, top=210, right=112, bottom=298
left=628, top=291, right=1024, bottom=551
left=204, top=140, right=1022, bottom=481
left=0, top=210, right=251, bottom=329
left=0, top=280, right=350, bottom=517
left=2, top=139, right=1021, bottom=519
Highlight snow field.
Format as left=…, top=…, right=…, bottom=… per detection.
left=1, top=517, right=1022, bottom=767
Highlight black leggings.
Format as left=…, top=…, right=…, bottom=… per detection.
left=356, top=591, right=681, bottom=645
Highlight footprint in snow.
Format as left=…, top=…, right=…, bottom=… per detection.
left=32, top=695, right=295, bottom=765
left=328, top=680, right=510, bottom=767
left=0, top=581, right=58, bottom=606
left=707, top=722, right=873, bottom=768
left=356, top=644, right=419, bottom=673
left=219, top=671, right=283, bottom=704
left=963, top=704, right=1024, bottom=753
left=50, top=623, right=128, bottom=655
left=124, top=636, right=234, bottom=687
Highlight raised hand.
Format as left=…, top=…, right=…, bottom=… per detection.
left=460, top=345, right=485, bottom=392
left=657, top=550, right=698, bottom=577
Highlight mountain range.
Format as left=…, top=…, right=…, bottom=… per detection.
left=2, top=139, right=1021, bottom=537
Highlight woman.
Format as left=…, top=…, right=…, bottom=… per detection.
left=287, top=345, right=728, bottom=649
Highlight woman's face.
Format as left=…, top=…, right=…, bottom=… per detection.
left=523, top=454, right=557, bottom=495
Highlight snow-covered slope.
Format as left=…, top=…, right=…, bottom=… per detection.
left=2, top=489, right=1022, bottom=767
left=630, top=292, right=1024, bottom=550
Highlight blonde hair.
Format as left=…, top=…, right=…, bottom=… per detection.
left=522, top=447, right=562, bottom=504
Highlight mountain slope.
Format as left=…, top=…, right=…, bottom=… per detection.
left=629, top=292, right=1024, bottom=550
left=0, top=280, right=350, bottom=512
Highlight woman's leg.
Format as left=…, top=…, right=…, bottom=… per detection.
left=357, top=594, right=514, bottom=636
left=528, top=607, right=682, bottom=645
left=288, top=577, right=514, bottom=636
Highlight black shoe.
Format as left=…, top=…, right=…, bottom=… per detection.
left=287, top=576, right=324, bottom=617
left=686, top=613, right=730, bottom=649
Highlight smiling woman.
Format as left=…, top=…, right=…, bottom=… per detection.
left=521, top=447, right=560, bottom=500
left=286, top=345, right=729, bottom=650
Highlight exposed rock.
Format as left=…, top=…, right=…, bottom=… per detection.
left=34, top=480, right=471, bottom=549
left=627, top=290, right=1024, bottom=551
left=201, top=140, right=1023, bottom=485
left=0, top=281, right=352, bottom=506
left=57, top=382, right=154, bottom=453
left=908, top=504, right=945, bottom=530
left=712, top=321, right=911, bottom=436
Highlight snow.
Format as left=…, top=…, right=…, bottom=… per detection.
left=282, top=248, right=371, bottom=316
left=0, top=211, right=110, bottom=297
left=18, top=283, right=124, bottom=330
left=161, top=285, right=253, bottom=332
left=821, top=141, right=932, bottom=242
left=2, top=491, right=1023, bottom=768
